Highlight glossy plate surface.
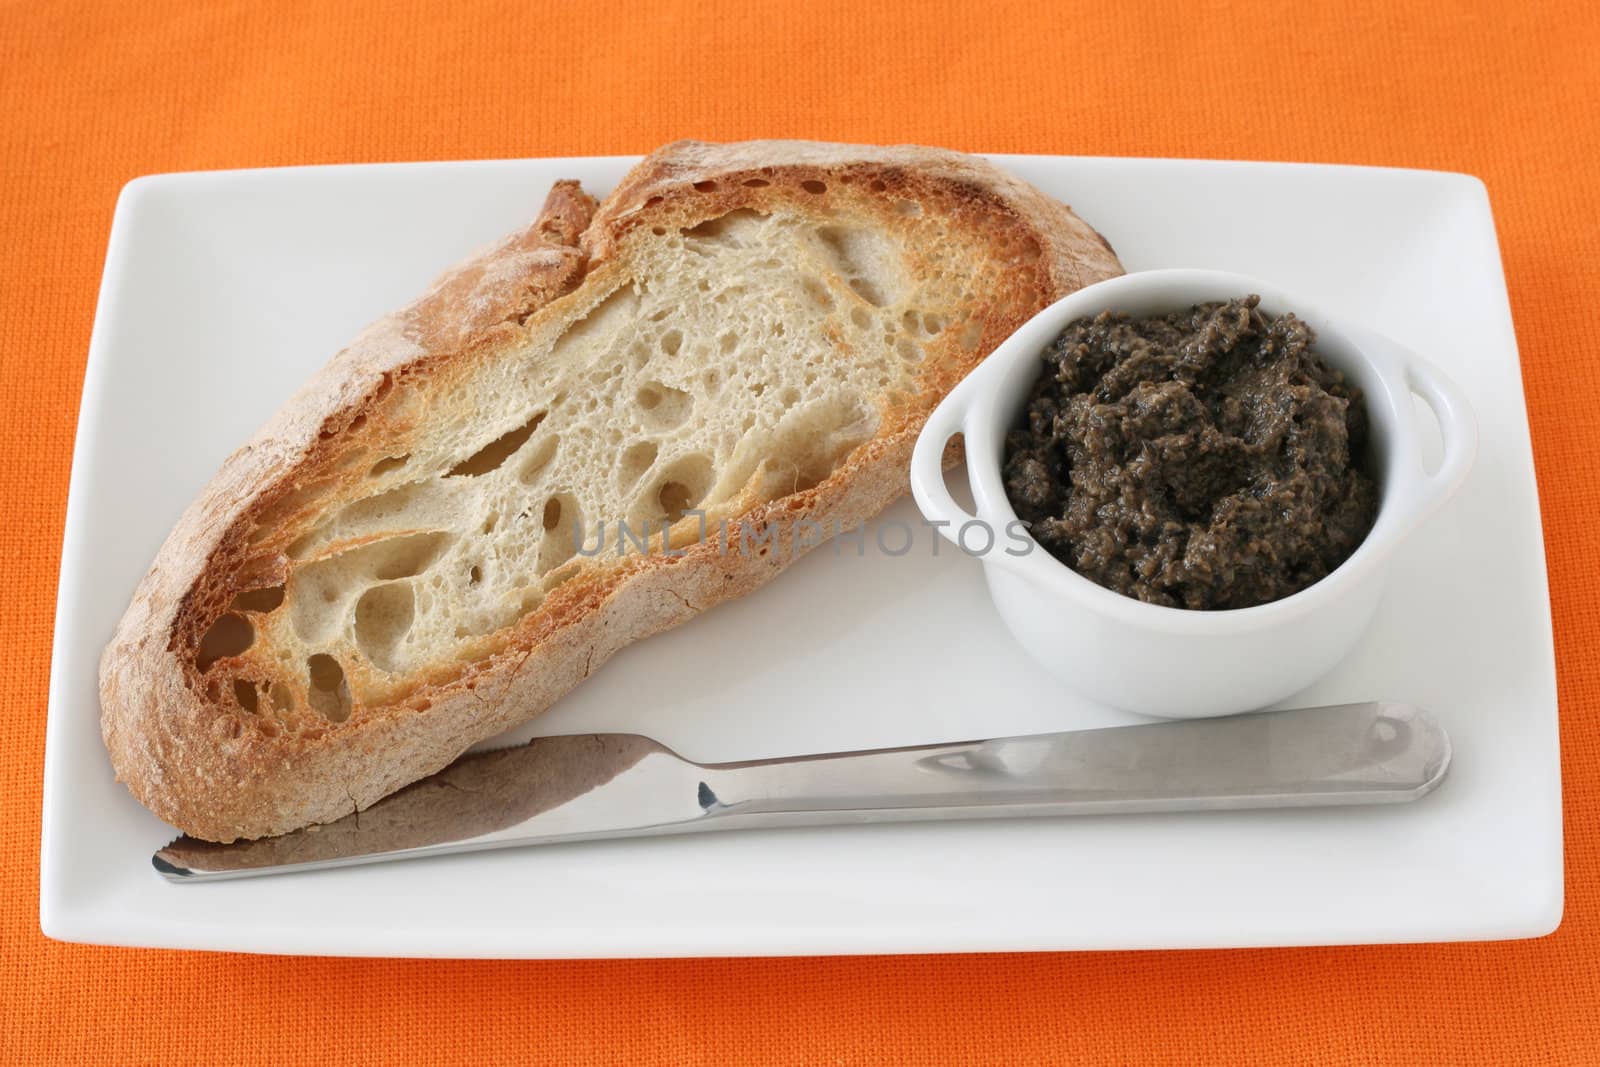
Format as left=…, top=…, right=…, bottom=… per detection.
left=42, top=155, right=1561, bottom=955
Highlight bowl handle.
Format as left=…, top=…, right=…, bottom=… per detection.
left=1398, top=352, right=1479, bottom=520
left=910, top=374, right=983, bottom=548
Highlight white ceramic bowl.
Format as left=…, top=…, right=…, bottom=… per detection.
left=910, top=269, right=1478, bottom=718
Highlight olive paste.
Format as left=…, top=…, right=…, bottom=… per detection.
left=1003, top=296, right=1379, bottom=610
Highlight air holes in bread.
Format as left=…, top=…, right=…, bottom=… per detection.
left=692, top=180, right=717, bottom=192
left=306, top=654, right=352, bottom=722
left=659, top=330, right=682, bottom=356
left=354, top=582, right=415, bottom=673
left=232, top=679, right=259, bottom=713
left=367, top=532, right=454, bottom=580
left=249, top=481, right=330, bottom=542
left=895, top=200, right=922, bottom=218
left=658, top=481, right=694, bottom=524
left=289, top=532, right=453, bottom=643
left=683, top=209, right=767, bottom=245
left=903, top=310, right=951, bottom=336
left=650, top=453, right=714, bottom=524
left=801, top=180, right=827, bottom=194
left=369, top=454, right=409, bottom=477
left=517, top=434, right=560, bottom=486
left=231, top=585, right=285, bottom=613
left=779, top=396, right=877, bottom=495
left=637, top=381, right=692, bottom=430
left=849, top=278, right=887, bottom=307
left=537, top=494, right=582, bottom=574
left=282, top=480, right=453, bottom=559
left=196, top=613, right=253, bottom=672
left=447, top=411, right=546, bottom=477
left=742, top=177, right=770, bottom=188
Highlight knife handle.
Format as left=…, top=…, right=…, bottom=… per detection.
left=697, top=702, right=1449, bottom=821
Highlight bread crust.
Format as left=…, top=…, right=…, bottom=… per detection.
left=100, top=140, right=1122, bottom=842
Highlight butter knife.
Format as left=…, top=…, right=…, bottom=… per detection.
left=153, top=701, right=1449, bottom=881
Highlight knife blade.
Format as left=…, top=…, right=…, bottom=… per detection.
left=153, top=700, right=1449, bottom=882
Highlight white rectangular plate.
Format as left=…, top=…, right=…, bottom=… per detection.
left=42, top=155, right=1562, bottom=956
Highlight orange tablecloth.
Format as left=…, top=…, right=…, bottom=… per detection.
left=4, top=1, right=1598, bottom=1062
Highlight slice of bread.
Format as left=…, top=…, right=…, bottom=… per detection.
left=100, top=140, right=1123, bottom=842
